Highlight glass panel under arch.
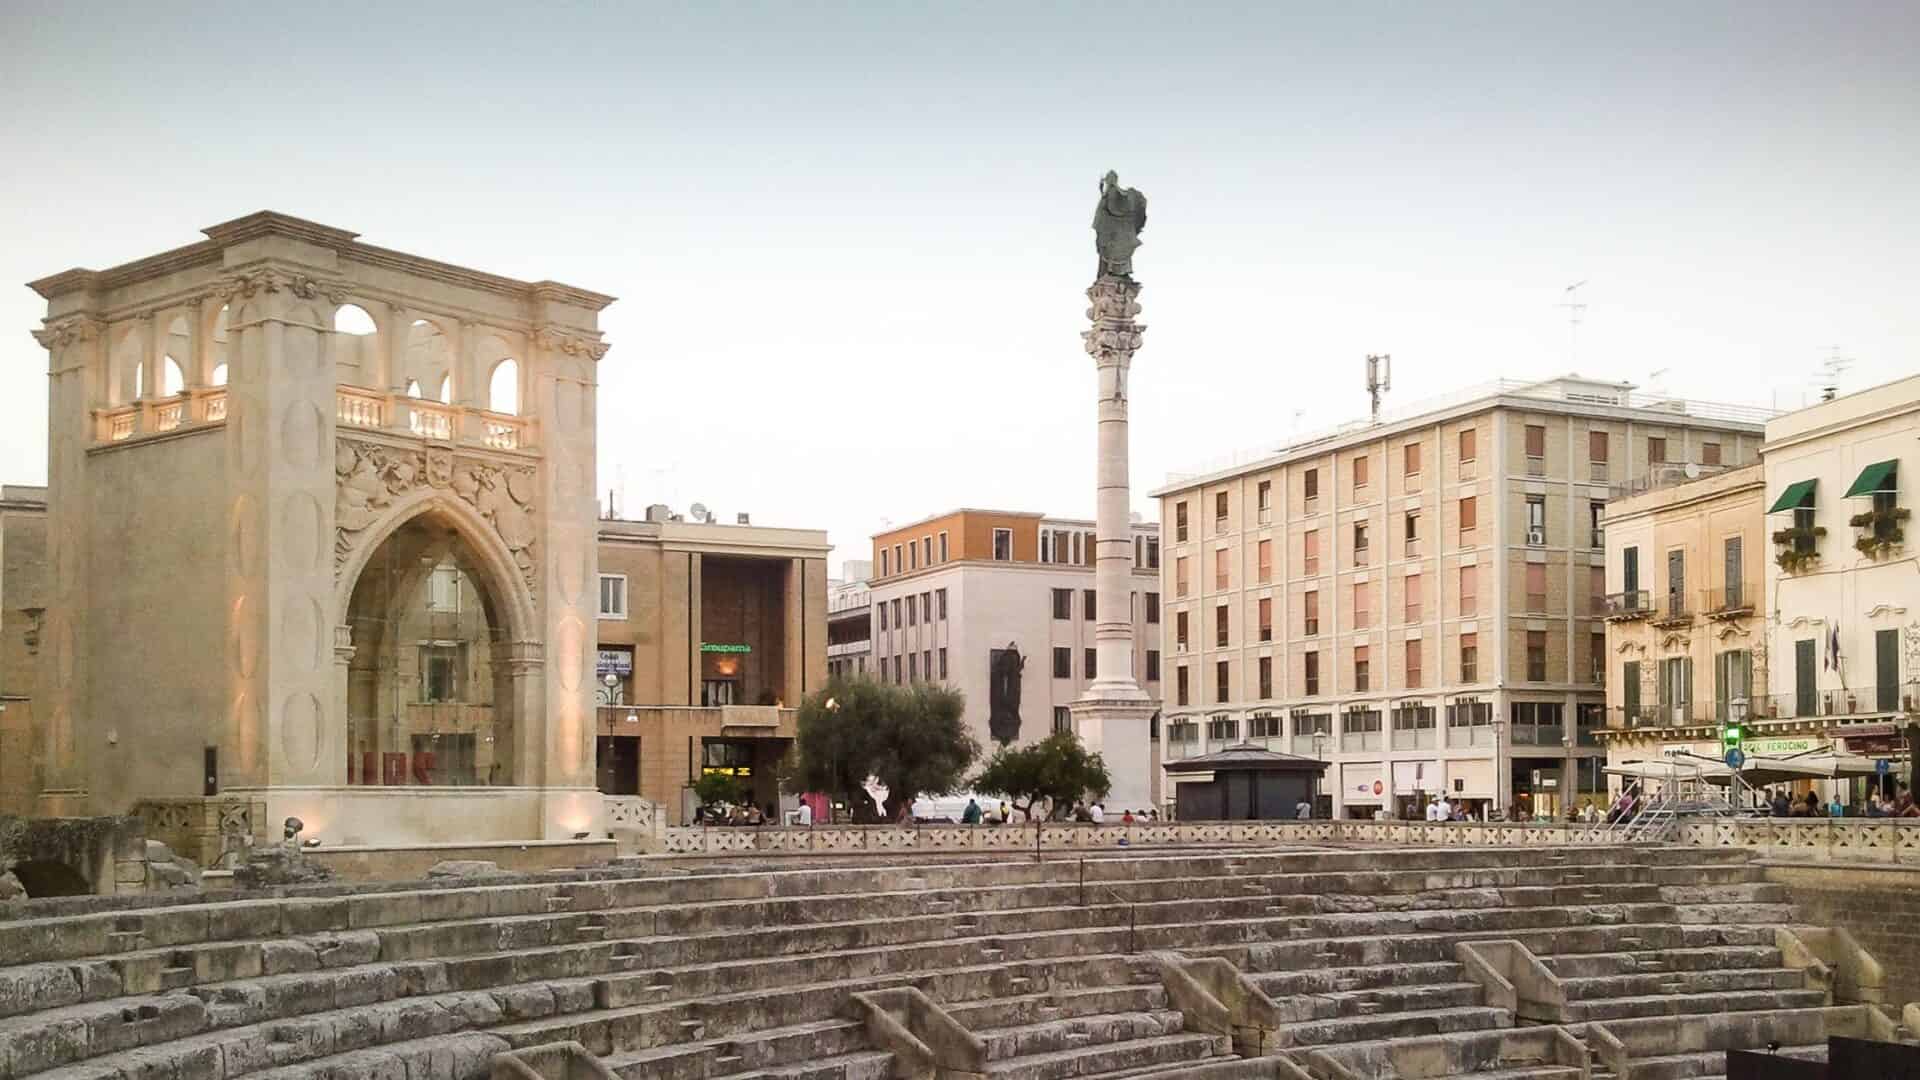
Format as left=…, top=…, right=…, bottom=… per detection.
left=345, top=515, right=514, bottom=786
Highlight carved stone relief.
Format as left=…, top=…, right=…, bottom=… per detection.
left=335, top=438, right=539, bottom=596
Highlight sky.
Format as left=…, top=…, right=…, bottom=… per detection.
left=2, top=1, right=1916, bottom=576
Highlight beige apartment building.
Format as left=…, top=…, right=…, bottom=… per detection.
left=1151, top=376, right=1769, bottom=820
left=0, top=486, right=47, bottom=817
left=1597, top=464, right=1768, bottom=769
left=867, top=509, right=1162, bottom=798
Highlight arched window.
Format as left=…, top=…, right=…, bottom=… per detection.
left=436, top=374, right=451, bottom=405
left=488, top=358, right=519, bottom=415
left=405, top=379, right=422, bottom=398
left=333, top=304, right=378, bottom=335
left=162, top=357, right=185, bottom=396
left=134, top=362, right=143, bottom=399
left=210, top=363, right=229, bottom=387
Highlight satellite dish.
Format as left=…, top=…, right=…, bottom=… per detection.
left=1684, top=463, right=1701, bottom=479
left=690, top=502, right=709, bottom=522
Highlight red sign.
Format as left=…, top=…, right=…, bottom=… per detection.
left=1373, top=780, right=1384, bottom=795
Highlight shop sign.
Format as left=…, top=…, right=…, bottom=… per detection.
left=1746, top=737, right=1818, bottom=755
left=596, top=648, right=633, bottom=675
left=701, top=643, right=752, bottom=654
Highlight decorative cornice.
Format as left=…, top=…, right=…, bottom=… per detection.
left=1785, top=614, right=1827, bottom=630
left=1867, top=603, right=1908, bottom=619
left=534, top=326, right=611, bottom=361
left=30, top=315, right=104, bottom=351
left=216, top=268, right=351, bottom=304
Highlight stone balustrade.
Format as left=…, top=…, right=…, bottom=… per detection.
left=336, top=386, right=532, bottom=448
left=91, top=388, right=229, bottom=443
left=659, top=817, right=1920, bottom=862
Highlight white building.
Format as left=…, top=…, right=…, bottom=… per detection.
left=827, top=560, right=873, bottom=681
left=1762, top=373, right=1920, bottom=754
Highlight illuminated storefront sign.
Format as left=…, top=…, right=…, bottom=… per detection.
left=701, top=643, right=752, bottom=654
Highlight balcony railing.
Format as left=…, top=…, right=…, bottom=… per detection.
left=93, top=389, right=230, bottom=444
left=1603, top=590, right=1651, bottom=620
left=96, top=384, right=529, bottom=449
left=1753, top=683, right=1920, bottom=720
left=1650, top=591, right=1693, bottom=626
left=1704, top=585, right=1755, bottom=619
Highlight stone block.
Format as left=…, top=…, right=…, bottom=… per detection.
left=215, top=1030, right=276, bottom=1077
left=417, top=889, right=490, bottom=925
left=85, top=994, right=210, bottom=1056
left=312, top=931, right=380, bottom=969
left=328, top=1008, right=381, bottom=1054
left=0, top=964, right=82, bottom=1020
left=346, top=892, right=423, bottom=930
left=137, top=908, right=213, bottom=948
left=282, top=899, right=351, bottom=936
left=332, top=966, right=403, bottom=1009
left=258, top=975, right=336, bottom=1019
left=0, top=1015, right=89, bottom=1076
left=210, top=901, right=287, bottom=942
left=260, top=940, right=320, bottom=976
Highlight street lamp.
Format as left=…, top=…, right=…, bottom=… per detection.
left=1313, top=728, right=1330, bottom=818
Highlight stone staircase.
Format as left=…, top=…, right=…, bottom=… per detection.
left=0, top=844, right=1890, bottom=1080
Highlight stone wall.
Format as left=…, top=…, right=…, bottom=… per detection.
left=1762, top=862, right=1920, bottom=1008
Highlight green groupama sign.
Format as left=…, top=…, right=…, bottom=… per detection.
left=700, top=643, right=752, bottom=654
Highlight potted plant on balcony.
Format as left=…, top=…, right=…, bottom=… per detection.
left=1849, top=506, right=1908, bottom=559
left=1773, top=525, right=1825, bottom=574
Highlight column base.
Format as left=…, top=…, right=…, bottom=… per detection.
left=1069, top=697, right=1156, bottom=813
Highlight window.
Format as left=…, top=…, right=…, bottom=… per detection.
left=1714, top=649, right=1753, bottom=723
left=1648, top=437, right=1667, bottom=464
left=909, top=542, right=918, bottom=570
left=1083, top=589, right=1096, bottom=620
left=597, top=574, right=628, bottom=619
left=1459, top=496, right=1477, bottom=537
left=1167, top=718, right=1198, bottom=745
left=877, top=602, right=888, bottom=631
left=1213, top=548, right=1229, bottom=590
left=1176, top=665, right=1190, bottom=706
left=1404, top=442, right=1422, bottom=478
left=1404, top=511, right=1420, bottom=557
left=894, top=544, right=903, bottom=573
left=1589, top=566, right=1606, bottom=613
left=1589, top=501, right=1605, bottom=549
left=1623, top=545, right=1640, bottom=594
left=1341, top=707, right=1381, bottom=751
left=1303, top=530, right=1321, bottom=575
left=921, top=592, right=932, bottom=623
left=1702, top=442, right=1721, bottom=466
left=922, top=649, right=932, bottom=680
left=1257, top=539, right=1273, bottom=583
left=893, top=656, right=902, bottom=683
left=427, top=566, right=462, bottom=613
left=1214, top=490, right=1229, bottom=529
left=1291, top=709, right=1332, bottom=755
left=991, top=528, right=1013, bottom=561
left=1525, top=563, right=1546, bottom=612
left=1304, top=468, right=1319, bottom=503
left=1258, top=597, right=1273, bottom=642
left=939, top=532, right=949, bottom=562
left=1353, top=455, right=1369, bottom=489
left=1527, top=630, right=1548, bottom=681
left=1145, top=591, right=1160, bottom=624
left=1622, top=660, right=1642, bottom=724
left=1146, top=538, right=1159, bottom=569
left=1040, top=530, right=1057, bottom=564
left=1392, top=704, right=1436, bottom=749
left=1354, top=522, right=1370, bottom=566
left=1458, top=427, right=1477, bottom=464
left=881, top=549, right=890, bottom=577
left=1354, top=645, right=1370, bottom=692
left=1215, top=604, right=1230, bottom=648
left=1525, top=495, right=1546, bottom=545
left=1524, top=423, right=1546, bottom=470
left=1460, top=632, right=1478, bottom=682
left=1257, top=480, right=1273, bottom=523
left=1145, top=649, right=1160, bottom=682
left=1175, top=501, right=1189, bottom=542
left=1258, top=656, right=1273, bottom=699
left=1053, top=707, right=1073, bottom=735
left=1304, top=650, right=1321, bottom=695
left=1666, top=548, right=1686, bottom=614
left=1085, top=648, right=1097, bottom=680
left=1175, top=610, right=1189, bottom=649
left=1304, top=590, right=1320, bottom=636
left=1215, top=660, right=1230, bottom=703
left=906, top=594, right=917, bottom=626
left=420, top=643, right=465, bottom=703
left=1176, top=557, right=1190, bottom=597
left=1053, top=647, right=1071, bottom=679
left=937, top=588, right=948, bottom=620
left=1404, top=574, right=1422, bottom=622
left=907, top=653, right=918, bottom=681
left=923, top=537, right=932, bottom=565
left=1352, top=581, right=1370, bottom=628
left=1589, top=631, right=1605, bottom=683
left=1577, top=703, right=1604, bottom=748
left=1510, top=701, right=1564, bottom=746
left=939, top=647, right=948, bottom=680
left=1250, top=712, right=1281, bottom=739
left=1207, top=714, right=1239, bottom=742
left=1588, top=430, right=1608, bottom=463
left=1723, top=537, right=1744, bottom=610
left=1404, top=639, right=1423, bottom=688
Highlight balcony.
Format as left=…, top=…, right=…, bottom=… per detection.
left=1704, top=585, right=1755, bottom=620
left=597, top=704, right=796, bottom=733
left=1603, top=590, right=1651, bottom=621
left=338, top=387, right=532, bottom=450
left=1588, top=461, right=1609, bottom=483
left=1649, top=591, right=1693, bottom=628
left=1753, top=683, right=1919, bottom=721
left=1610, top=704, right=1668, bottom=729
left=92, top=388, right=229, bottom=443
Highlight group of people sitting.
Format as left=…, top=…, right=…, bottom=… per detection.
left=1765, top=787, right=1920, bottom=818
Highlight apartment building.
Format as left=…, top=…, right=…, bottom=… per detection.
left=1597, top=464, right=1768, bottom=768
left=1151, top=375, right=1769, bottom=820
left=867, top=509, right=1162, bottom=765
left=827, top=560, right=874, bottom=681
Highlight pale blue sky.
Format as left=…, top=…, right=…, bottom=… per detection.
left=3, top=2, right=1915, bottom=573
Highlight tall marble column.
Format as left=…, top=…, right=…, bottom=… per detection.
left=1069, top=275, right=1155, bottom=811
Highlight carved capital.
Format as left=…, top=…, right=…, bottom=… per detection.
left=1082, top=278, right=1146, bottom=365
left=31, top=315, right=103, bottom=352
left=533, top=325, right=610, bottom=361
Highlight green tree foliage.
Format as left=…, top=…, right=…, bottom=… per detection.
left=692, top=771, right=745, bottom=808
left=791, top=677, right=979, bottom=822
left=970, top=731, right=1112, bottom=820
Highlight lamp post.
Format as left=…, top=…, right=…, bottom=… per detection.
left=1313, top=729, right=1330, bottom=819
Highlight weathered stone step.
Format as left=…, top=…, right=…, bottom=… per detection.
left=978, top=1009, right=1186, bottom=1061
left=947, top=985, right=1167, bottom=1031
left=1566, top=987, right=1830, bottom=1023
left=983, top=1031, right=1229, bottom=1079
left=1540, top=944, right=1781, bottom=979
left=1558, top=966, right=1804, bottom=1001
left=720, top=1049, right=895, bottom=1080
left=1670, top=903, right=1799, bottom=926
left=1281, top=1004, right=1510, bottom=1048
left=1251, top=961, right=1466, bottom=996
left=1613, top=1044, right=1825, bottom=1080
left=601, top=1017, right=868, bottom=1079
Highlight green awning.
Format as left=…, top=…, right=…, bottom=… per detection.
left=1844, top=459, right=1898, bottom=498
left=1768, top=479, right=1817, bottom=514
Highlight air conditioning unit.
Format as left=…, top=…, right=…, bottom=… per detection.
left=1527, top=527, right=1546, bottom=546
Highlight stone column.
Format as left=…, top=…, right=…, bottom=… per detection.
left=32, top=314, right=104, bottom=813
left=384, top=301, right=413, bottom=433
left=1069, top=277, right=1155, bottom=811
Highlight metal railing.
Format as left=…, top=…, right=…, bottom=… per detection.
left=1704, top=585, right=1755, bottom=617
left=1603, top=590, right=1650, bottom=619
left=1752, top=683, right=1919, bottom=720
left=1651, top=590, right=1692, bottom=624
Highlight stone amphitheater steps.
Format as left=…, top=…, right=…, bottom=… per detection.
left=1281, top=1004, right=1512, bottom=1048
left=980, top=1030, right=1231, bottom=1079
left=1565, top=987, right=1830, bottom=1023
left=596, top=1017, right=869, bottom=1079
left=1599, top=1043, right=1825, bottom=1080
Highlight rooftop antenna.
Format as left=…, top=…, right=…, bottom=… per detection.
left=1365, top=354, right=1392, bottom=424
left=1818, top=347, right=1851, bottom=402
left=1558, top=281, right=1588, bottom=367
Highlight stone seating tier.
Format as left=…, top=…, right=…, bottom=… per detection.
left=0, top=845, right=1884, bottom=1080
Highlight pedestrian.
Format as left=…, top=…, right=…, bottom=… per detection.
left=1120, top=808, right=1135, bottom=824
left=796, top=800, right=814, bottom=828
left=1089, top=801, right=1106, bottom=824
left=961, top=797, right=982, bottom=825
left=1295, top=797, right=1312, bottom=820
left=1828, top=794, right=1845, bottom=818
left=895, top=801, right=914, bottom=826
left=1770, top=791, right=1790, bottom=817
